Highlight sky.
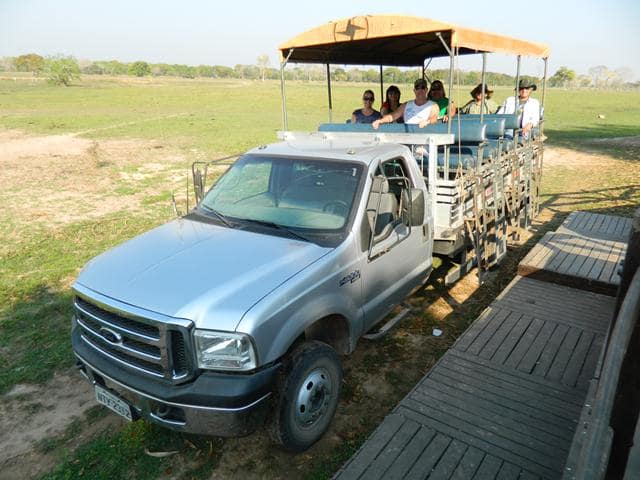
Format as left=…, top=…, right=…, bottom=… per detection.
left=1, top=0, right=639, bottom=80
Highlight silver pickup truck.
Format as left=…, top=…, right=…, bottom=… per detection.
left=72, top=134, right=442, bottom=451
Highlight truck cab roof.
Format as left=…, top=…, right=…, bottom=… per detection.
left=246, top=138, right=411, bottom=167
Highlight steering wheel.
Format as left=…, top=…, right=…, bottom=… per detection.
left=323, top=201, right=348, bottom=216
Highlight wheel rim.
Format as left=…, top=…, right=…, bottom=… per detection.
left=294, top=367, right=332, bottom=427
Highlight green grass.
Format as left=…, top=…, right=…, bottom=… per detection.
left=40, top=420, right=221, bottom=480
left=0, top=75, right=639, bottom=479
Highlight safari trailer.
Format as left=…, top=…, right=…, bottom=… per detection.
left=277, top=14, right=550, bottom=283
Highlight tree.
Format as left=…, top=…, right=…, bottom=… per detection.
left=44, top=55, right=80, bottom=86
left=14, top=53, right=44, bottom=72
left=588, top=65, right=609, bottom=88
left=256, top=54, right=269, bottom=82
left=549, top=66, right=576, bottom=88
left=128, top=61, right=151, bottom=77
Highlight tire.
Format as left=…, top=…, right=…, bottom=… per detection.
left=271, top=341, right=342, bottom=452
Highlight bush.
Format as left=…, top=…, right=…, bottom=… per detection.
left=128, top=61, right=151, bottom=77
left=14, top=53, right=45, bottom=72
left=44, top=55, right=80, bottom=86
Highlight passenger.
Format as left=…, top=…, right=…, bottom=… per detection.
left=351, top=89, right=382, bottom=124
left=372, top=78, right=438, bottom=129
left=459, top=83, right=498, bottom=115
left=427, top=80, right=456, bottom=122
left=380, top=85, right=403, bottom=122
left=497, top=79, right=541, bottom=139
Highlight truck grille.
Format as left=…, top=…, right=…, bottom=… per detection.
left=74, top=296, right=193, bottom=382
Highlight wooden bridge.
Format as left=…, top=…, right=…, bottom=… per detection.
left=334, top=210, right=636, bottom=480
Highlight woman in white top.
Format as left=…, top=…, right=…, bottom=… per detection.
left=497, top=79, right=541, bottom=139
left=373, top=78, right=439, bottom=129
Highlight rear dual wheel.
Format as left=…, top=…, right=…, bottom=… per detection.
left=271, top=341, right=342, bottom=452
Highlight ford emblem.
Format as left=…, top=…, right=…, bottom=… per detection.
left=100, top=327, right=123, bottom=345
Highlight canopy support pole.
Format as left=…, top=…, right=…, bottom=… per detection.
left=436, top=32, right=455, bottom=178
left=480, top=53, right=487, bottom=121
left=379, top=65, right=384, bottom=106
left=326, top=63, right=333, bottom=123
left=541, top=57, right=548, bottom=135
left=422, top=58, right=433, bottom=83
left=280, top=49, right=293, bottom=131
left=514, top=55, right=521, bottom=131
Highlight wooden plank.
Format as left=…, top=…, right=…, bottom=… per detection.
left=546, top=327, right=582, bottom=383
left=420, top=374, right=578, bottom=438
left=415, top=379, right=576, bottom=445
left=450, top=446, right=485, bottom=479
left=446, top=349, right=585, bottom=403
left=466, top=309, right=513, bottom=357
left=432, top=357, right=582, bottom=416
left=336, top=413, right=404, bottom=479
left=600, top=240, right=626, bottom=284
left=428, top=439, right=468, bottom=479
left=398, top=405, right=562, bottom=479
left=517, top=320, right=557, bottom=374
left=503, top=317, right=545, bottom=369
left=472, top=454, right=503, bottom=479
left=403, top=433, right=452, bottom=480
left=532, top=323, right=570, bottom=378
left=455, top=307, right=502, bottom=353
left=383, top=426, right=437, bottom=480
left=495, top=461, right=522, bottom=480
left=478, top=311, right=522, bottom=360
left=561, top=330, right=596, bottom=388
left=577, top=335, right=605, bottom=389
left=495, top=297, right=609, bottom=334
left=361, top=418, right=422, bottom=479
left=491, top=314, right=532, bottom=365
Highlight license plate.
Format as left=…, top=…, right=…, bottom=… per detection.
left=95, top=384, right=133, bottom=421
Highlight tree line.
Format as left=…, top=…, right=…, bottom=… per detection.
left=3, top=53, right=637, bottom=90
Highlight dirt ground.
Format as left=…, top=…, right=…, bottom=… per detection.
left=0, top=130, right=632, bottom=479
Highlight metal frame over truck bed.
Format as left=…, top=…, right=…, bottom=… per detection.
left=277, top=15, right=550, bottom=283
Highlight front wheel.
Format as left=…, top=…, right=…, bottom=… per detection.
left=271, top=341, right=342, bottom=452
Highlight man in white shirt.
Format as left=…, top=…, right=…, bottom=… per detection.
left=373, top=78, right=439, bottom=129
left=498, top=79, right=541, bottom=139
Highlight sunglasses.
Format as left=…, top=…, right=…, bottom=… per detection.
left=414, top=86, right=426, bottom=90
left=363, top=96, right=374, bottom=101
left=431, top=85, right=443, bottom=90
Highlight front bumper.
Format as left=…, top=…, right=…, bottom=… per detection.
left=73, top=328, right=280, bottom=437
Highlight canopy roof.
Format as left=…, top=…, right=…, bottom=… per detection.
left=279, top=15, right=550, bottom=66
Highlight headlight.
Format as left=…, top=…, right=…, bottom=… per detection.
left=193, top=330, right=257, bottom=371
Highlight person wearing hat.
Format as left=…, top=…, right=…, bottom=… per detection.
left=372, top=78, right=439, bottom=129
left=459, top=83, right=498, bottom=115
left=497, top=79, right=541, bottom=139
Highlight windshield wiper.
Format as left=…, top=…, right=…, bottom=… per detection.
left=235, top=218, right=312, bottom=243
left=199, top=205, right=234, bottom=228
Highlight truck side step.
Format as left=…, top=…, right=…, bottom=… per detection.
left=363, top=303, right=412, bottom=340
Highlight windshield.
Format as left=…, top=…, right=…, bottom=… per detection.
left=200, top=154, right=364, bottom=232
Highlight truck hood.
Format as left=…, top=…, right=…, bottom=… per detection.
left=75, top=217, right=331, bottom=331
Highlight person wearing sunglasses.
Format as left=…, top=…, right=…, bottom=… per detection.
left=427, top=80, right=456, bottom=122
left=372, top=78, right=438, bottom=129
left=351, top=89, right=382, bottom=124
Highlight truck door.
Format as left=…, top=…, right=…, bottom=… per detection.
left=359, top=157, right=432, bottom=333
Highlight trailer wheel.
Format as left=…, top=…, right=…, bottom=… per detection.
left=271, top=341, right=342, bottom=452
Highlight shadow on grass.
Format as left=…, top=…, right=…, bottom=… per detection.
left=0, top=285, right=75, bottom=394
left=540, top=184, right=640, bottom=217
left=545, top=123, right=640, bottom=161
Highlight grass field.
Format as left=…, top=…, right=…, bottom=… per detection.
left=0, top=75, right=639, bottom=479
